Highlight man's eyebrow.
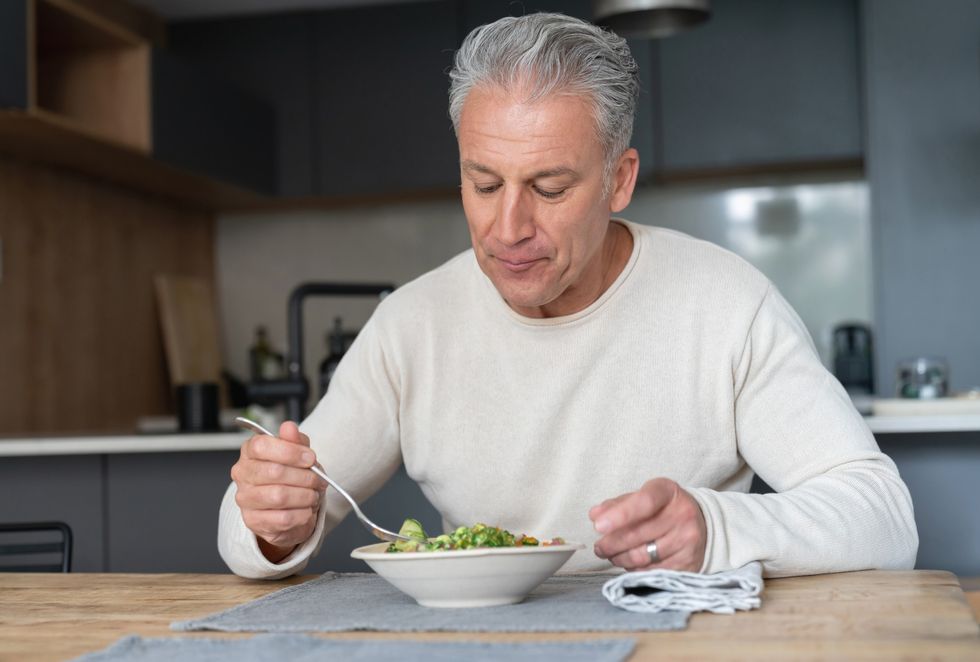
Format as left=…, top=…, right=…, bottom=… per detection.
left=460, top=161, right=579, bottom=179
left=461, top=160, right=496, bottom=175
left=532, top=166, right=578, bottom=179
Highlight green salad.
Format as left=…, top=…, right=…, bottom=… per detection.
left=385, top=518, right=565, bottom=553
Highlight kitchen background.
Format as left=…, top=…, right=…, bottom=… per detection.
left=1, top=0, right=978, bottom=576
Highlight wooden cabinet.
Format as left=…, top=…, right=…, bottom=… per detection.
left=1, top=0, right=152, bottom=152
left=3, top=0, right=868, bottom=205
left=0, top=0, right=271, bottom=208
left=657, top=0, right=862, bottom=173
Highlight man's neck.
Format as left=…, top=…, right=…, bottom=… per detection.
left=531, top=221, right=634, bottom=319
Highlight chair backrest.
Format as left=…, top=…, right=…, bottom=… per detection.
left=0, top=522, right=73, bottom=572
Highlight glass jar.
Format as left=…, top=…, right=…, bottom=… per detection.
left=896, top=357, right=949, bottom=399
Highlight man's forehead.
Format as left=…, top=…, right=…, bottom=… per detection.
left=457, top=89, right=600, bottom=178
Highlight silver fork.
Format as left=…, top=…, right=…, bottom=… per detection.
left=234, top=416, right=413, bottom=543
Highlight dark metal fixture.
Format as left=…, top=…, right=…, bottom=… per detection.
left=247, top=281, right=394, bottom=422
left=593, top=0, right=710, bottom=38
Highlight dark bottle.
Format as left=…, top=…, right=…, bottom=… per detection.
left=249, top=326, right=283, bottom=382
left=319, top=317, right=346, bottom=398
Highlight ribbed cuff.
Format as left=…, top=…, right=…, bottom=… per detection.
left=217, top=482, right=329, bottom=579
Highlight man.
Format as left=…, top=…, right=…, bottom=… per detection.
left=219, top=13, right=917, bottom=579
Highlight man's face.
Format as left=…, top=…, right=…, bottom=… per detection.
left=457, top=86, right=632, bottom=318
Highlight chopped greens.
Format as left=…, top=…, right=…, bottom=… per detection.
left=385, top=519, right=565, bottom=553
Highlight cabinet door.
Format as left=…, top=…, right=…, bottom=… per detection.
left=460, top=0, right=656, bottom=180
left=151, top=49, right=277, bottom=194
left=313, top=1, right=460, bottom=197
left=0, top=0, right=28, bottom=109
left=105, top=451, right=238, bottom=573
left=658, top=0, right=862, bottom=171
left=0, top=455, right=106, bottom=572
left=167, top=14, right=317, bottom=198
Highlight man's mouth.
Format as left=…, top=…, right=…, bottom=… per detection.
left=496, top=256, right=545, bottom=273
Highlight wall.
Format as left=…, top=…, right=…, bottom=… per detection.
left=863, top=0, right=980, bottom=395
left=216, top=177, right=872, bottom=398
left=215, top=197, right=473, bottom=404
left=0, top=156, right=214, bottom=435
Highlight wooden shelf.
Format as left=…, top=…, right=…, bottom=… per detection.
left=0, top=0, right=277, bottom=209
left=32, top=0, right=151, bottom=152
left=0, top=109, right=267, bottom=209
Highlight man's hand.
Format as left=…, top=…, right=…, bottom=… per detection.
left=230, top=421, right=326, bottom=563
left=589, top=478, right=707, bottom=572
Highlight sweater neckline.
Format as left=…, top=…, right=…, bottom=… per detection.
left=479, top=219, right=642, bottom=327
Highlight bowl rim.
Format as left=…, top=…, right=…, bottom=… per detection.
left=350, top=541, right=585, bottom=560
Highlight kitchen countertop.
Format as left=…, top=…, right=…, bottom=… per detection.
left=866, top=414, right=980, bottom=434
left=2, top=414, right=980, bottom=457
left=0, top=431, right=246, bottom=457
left=0, top=570, right=976, bottom=661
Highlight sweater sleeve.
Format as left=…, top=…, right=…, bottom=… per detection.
left=686, top=285, right=918, bottom=577
left=217, top=308, right=404, bottom=579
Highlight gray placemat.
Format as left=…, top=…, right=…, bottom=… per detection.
left=73, top=634, right=636, bottom=662
left=172, top=572, right=688, bottom=633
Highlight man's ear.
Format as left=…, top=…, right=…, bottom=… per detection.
left=609, top=148, right=639, bottom=214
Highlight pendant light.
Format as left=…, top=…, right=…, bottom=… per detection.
left=593, top=0, right=711, bottom=38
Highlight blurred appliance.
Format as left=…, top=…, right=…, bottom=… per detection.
left=593, top=0, right=710, bottom=38
left=832, top=323, right=874, bottom=396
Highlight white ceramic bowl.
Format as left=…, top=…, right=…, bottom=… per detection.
left=350, top=541, right=584, bottom=608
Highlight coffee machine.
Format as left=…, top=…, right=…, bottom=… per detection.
left=832, top=323, right=875, bottom=399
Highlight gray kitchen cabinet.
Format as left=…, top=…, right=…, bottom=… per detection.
left=167, top=14, right=317, bottom=197
left=657, top=0, right=862, bottom=172
left=151, top=49, right=277, bottom=195
left=0, top=455, right=105, bottom=572
left=862, top=0, right=980, bottom=395
left=104, top=451, right=441, bottom=574
left=312, top=1, right=460, bottom=197
left=167, top=2, right=461, bottom=198
left=0, top=1, right=27, bottom=109
left=105, top=451, right=237, bottom=573
left=0, top=446, right=439, bottom=574
left=461, top=0, right=593, bottom=26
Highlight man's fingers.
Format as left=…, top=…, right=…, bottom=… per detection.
left=592, top=479, right=673, bottom=534
left=236, top=484, right=321, bottom=510
left=588, top=493, right=629, bottom=521
left=607, top=532, right=685, bottom=571
left=593, top=516, right=672, bottom=561
left=233, top=459, right=325, bottom=490
left=243, top=434, right=316, bottom=468
left=279, top=420, right=311, bottom=448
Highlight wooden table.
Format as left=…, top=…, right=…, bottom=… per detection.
left=1, top=571, right=977, bottom=660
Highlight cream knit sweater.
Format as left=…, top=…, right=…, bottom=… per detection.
left=218, top=220, right=918, bottom=579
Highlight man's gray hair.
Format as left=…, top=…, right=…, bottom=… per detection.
left=448, top=12, right=639, bottom=183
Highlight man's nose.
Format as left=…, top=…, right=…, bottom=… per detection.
left=493, top=187, right=535, bottom=246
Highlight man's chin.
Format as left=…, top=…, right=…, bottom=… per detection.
left=493, top=283, right=558, bottom=312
